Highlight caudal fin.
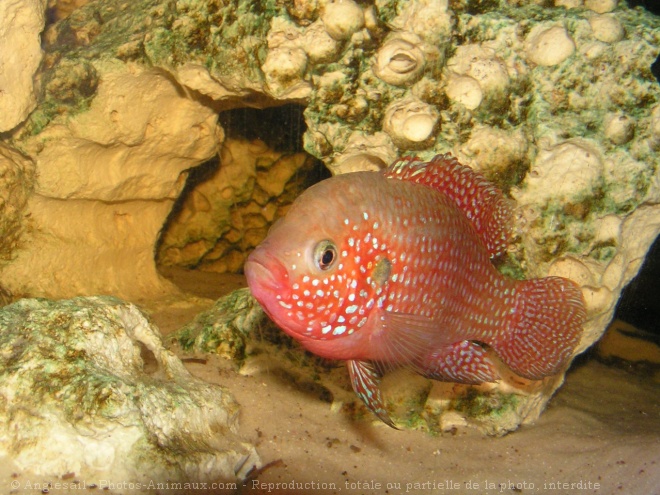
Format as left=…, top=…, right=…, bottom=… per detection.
left=495, top=277, right=586, bottom=380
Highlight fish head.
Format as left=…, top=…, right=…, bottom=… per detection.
left=245, top=172, right=388, bottom=357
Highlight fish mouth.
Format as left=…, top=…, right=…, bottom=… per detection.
left=244, top=249, right=291, bottom=302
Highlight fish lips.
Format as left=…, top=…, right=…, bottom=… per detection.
left=244, top=250, right=292, bottom=304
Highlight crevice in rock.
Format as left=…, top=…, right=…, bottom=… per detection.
left=155, top=104, right=330, bottom=286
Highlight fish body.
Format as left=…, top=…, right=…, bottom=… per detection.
left=245, top=154, right=586, bottom=427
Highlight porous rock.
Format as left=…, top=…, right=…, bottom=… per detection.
left=0, top=296, right=259, bottom=481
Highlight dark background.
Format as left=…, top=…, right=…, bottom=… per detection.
left=612, top=0, right=660, bottom=335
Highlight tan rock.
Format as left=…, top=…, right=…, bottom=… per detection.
left=0, top=0, right=47, bottom=132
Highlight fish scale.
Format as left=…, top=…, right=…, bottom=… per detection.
left=245, top=154, right=586, bottom=427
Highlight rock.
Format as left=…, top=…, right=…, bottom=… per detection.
left=0, top=144, right=35, bottom=263
left=262, top=45, right=311, bottom=99
left=589, top=14, right=625, bottom=44
left=525, top=25, right=576, bottom=67
left=320, top=0, right=365, bottom=41
left=0, top=0, right=47, bottom=132
left=156, top=137, right=322, bottom=273
left=1, top=68, right=220, bottom=300
left=0, top=296, right=259, bottom=481
left=382, top=96, right=439, bottom=149
left=445, top=74, right=483, bottom=110
left=514, top=139, right=603, bottom=203
left=446, top=44, right=510, bottom=107
left=455, top=125, right=528, bottom=180
left=585, top=0, right=618, bottom=14
left=604, top=112, right=634, bottom=144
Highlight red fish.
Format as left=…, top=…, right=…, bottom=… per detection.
left=245, top=154, right=586, bottom=427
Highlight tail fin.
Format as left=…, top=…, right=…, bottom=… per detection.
left=495, top=277, right=586, bottom=380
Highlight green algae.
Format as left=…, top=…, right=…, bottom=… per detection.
left=173, top=287, right=262, bottom=361
left=451, top=388, right=521, bottom=423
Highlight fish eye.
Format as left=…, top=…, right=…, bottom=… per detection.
left=314, top=240, right=338, bottom=271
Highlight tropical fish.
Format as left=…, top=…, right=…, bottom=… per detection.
left=244, top=154, right=586, bottom=428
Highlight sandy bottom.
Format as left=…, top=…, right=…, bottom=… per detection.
left=3, top=268, right=659, bottom=495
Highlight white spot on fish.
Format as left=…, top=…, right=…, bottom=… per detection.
left=303, top=276, right=310, bottom=283
left=322, top=325, right=332, bottom=334
left=278, top=301, right=292, bottom=309
left=346, top=305, right=358, bottom=314
left=333, top=326, right=347, bottom=335
left=316, top=289, right=325, bottom=297
left=363, top=212, right=369, bottom=220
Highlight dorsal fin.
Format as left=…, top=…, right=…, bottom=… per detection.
left=384, top=154, right=513, bottom=258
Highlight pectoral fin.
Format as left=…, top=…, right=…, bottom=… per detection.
left=347, top=359, right=398, bottom=429
left=375, top=311, right=460, bottom=371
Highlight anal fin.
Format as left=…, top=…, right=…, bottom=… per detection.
left=421, top=341, right=499, bottom=384
left=347, top=360, right=398, bottom=429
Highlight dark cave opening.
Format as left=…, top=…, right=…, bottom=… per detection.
left=614, top=233, right=660, bottom=335
left=155, top=104, right=330, bottom=290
